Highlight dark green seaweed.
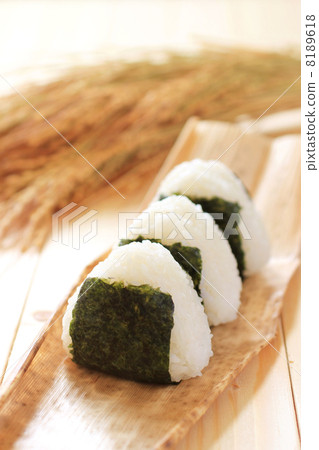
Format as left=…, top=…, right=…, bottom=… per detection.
left=69, top=278, right=174, bottom=384
left=119, top=236, right=202, bottom=294
left=159, top=194, right=246, bottom=278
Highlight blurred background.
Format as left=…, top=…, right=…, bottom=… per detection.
left=0, top=2, right=300, bottom=447
left=1, top=0, right=300, bottom=92
left=0, top=0, right=301, bottom=249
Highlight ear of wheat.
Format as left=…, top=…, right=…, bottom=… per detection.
left=0, top=49, right=300, bottom=250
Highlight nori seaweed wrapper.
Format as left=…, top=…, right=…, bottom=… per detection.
left=69, top=278, right=174, bottom=384
left=159, top=195, right=246, bottom=278
left=119, top=236, right=202, bottom=294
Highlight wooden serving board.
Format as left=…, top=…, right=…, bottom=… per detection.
left=0, top=119, right=300, bottom=449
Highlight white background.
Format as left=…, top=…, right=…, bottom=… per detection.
left=0, top=0, right=300, bottom=94
left=301, top=0, right=318, bottom=447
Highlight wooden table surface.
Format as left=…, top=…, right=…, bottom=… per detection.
left=0, top=113, right=300, bottom=449
left=0, top=2, right=301, bottom=446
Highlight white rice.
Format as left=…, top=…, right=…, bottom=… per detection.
left=120, top=195, right=242, bottom=326
left=157, top=159, right=270, bottom=275
left=62, top=241, right=212, bottom=382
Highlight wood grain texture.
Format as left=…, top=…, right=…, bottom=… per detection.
left=0, top=251, right=40, bottom=382
left=175, top=265, right=301, bottom=450
left=281, top=266, right=301, bottom=430
left=0, top=120, right=300, bottom=449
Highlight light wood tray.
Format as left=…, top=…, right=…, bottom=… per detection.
left=0, top=119, right=300, bottom=449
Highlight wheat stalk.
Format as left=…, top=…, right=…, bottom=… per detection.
left=0, top=49, right=300, bottom=250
